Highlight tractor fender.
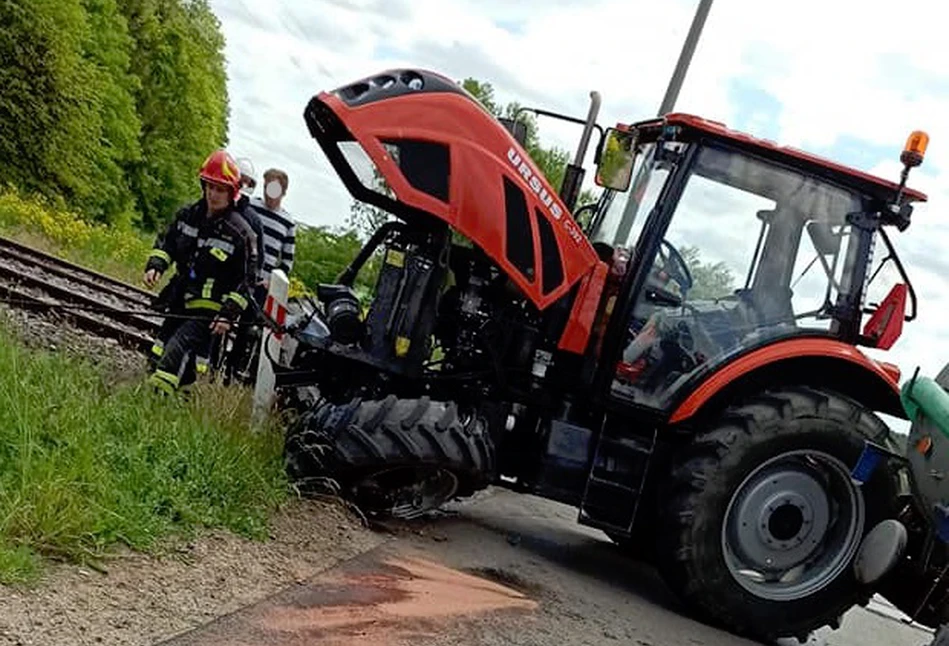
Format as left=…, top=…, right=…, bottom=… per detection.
left=668, top=337, right=904, bottom=424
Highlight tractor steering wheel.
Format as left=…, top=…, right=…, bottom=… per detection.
left=657, top=239, right=693, bottom=293
left=645, top=240, right=694, bottom=306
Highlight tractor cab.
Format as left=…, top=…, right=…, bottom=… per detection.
left=582, top=115, right=928, bottom=415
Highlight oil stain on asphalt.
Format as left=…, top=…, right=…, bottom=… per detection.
left=162, top=549, right=538, bottom=646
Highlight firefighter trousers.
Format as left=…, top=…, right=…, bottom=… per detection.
left=222, top=283, right=266, bottom=382
left=147, top=309, right=216, bottom=394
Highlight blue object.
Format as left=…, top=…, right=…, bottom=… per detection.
left=936, top=505, right=949, bottom=544
left=851, top=442, right=885, bottom=485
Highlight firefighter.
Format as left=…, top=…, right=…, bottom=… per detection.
left=205, top=155, right=268, bottom=384
left=143, top=149, right=260, bottom=395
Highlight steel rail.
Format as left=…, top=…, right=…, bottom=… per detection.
left=0, top=235, right=154, bottom=305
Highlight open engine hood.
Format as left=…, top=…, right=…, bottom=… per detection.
left=303, top=68, right=599, bottom=310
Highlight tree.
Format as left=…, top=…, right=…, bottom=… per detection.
left=80, top=0, right=143, bottom=226
left=0, top=0, right=229, bottom=228
left=679, top=245, right=736, bottom=301
left=347, top=196, right=392, bottom=241
left=118, top=0, right=230, bottom=230
left=0, top=0, right=102, bottom=213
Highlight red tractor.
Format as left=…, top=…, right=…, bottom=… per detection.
left=275, top=68, right=938, bottom=642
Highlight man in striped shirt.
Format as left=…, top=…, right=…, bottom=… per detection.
left=250, top=168, right=296, bottom=295
left=226, top=167, right=297, bottom=383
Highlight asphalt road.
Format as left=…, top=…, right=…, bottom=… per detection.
left=164, top=487, right=937, bottom=646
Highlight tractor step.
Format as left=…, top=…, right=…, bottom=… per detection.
left=578, top=415, right=657, bottom=534
left=584, top=476, right=638, bottom=495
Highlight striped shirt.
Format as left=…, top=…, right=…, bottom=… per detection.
left=249, top=197, right=296, bottom=281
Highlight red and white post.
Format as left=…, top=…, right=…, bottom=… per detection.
left=252, top=269, right=288, bottom=428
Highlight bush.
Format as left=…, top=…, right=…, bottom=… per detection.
left=0, top=186, right=154, bottom=285
left=289, top=224, right=380, bottom=300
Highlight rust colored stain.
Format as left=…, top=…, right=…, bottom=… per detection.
left=167, top=552, right=538, bottom=646
left=260, top=556, right=537, bottom=645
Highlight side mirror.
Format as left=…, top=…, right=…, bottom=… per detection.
left=499, top=117, right=529, bottom=147
left=595, top=127, right=638, bottom=191
left=861, top=283, right=907, bottom=350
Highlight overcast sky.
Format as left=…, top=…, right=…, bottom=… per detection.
left=209, top=0, right=949, bottom=418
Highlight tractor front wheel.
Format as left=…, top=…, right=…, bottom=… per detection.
left=284, top=395, right=495, bottom=519
left=658, top=386, right=899, bottom=642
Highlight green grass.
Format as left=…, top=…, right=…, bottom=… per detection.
left=0, top=185, right=308, bottom=585
left=0, top=185, right=370, bottom=585
left=0, top=331, right=290, bottom=584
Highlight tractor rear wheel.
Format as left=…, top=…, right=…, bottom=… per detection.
left=284, top=395, right=495, bottom=519
left=930, top=625, right=949, bottom=646
left=658, top=386, right=900, bottom=642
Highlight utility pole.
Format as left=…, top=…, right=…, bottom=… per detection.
left=560, top=91, right=602, bottom=212
left=658, top=0, right=714, bottom=116
left=612, top=0, right=714, bottom=246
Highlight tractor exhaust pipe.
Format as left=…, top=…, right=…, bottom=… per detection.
left=559, top=90, right=601, bottom=212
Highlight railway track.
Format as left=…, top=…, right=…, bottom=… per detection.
left=0, top=236, right=161, bottom=352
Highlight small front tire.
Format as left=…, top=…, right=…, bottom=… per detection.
left=284, top=395, right=495, bottom=519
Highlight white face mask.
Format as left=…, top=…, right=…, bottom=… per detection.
left=265, top=180, right=283, bottom=199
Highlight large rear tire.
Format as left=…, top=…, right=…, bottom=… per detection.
left=284, top=395, right=495, bottom=519
left=658, top=386, right=900, bottom=642
left=930, top=625, right=949, bottom=646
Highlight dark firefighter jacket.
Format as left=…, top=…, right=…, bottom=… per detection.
left=236, top=194, right=266, bottom=277
left=145, top=199, right=260, bottom=320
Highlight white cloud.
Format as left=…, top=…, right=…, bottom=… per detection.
left=211, top=0, right=949, bottom=412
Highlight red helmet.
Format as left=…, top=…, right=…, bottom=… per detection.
left=198, top=150, right=242, bottom=202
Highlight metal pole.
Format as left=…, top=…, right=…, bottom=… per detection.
left=658, top=0, right=714, bottom=116
left=560, top=91, right=602, bottom=211
left=573, top=91, right=602, bottom=166
left=612, top=0, right=713, bottom=246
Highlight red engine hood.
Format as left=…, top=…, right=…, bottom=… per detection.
left=304, top=69, right=599, bottom=310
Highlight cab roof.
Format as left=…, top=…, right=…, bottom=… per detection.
left=653, top=113, right=928, bottom=204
